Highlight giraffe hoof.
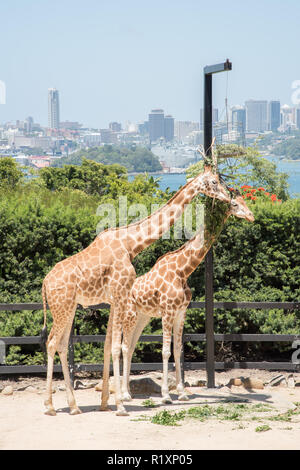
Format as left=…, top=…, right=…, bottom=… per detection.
left=99, top=405, right=112, bottom=412
left=116, top=409, right=129, bottom=416
left=44, top=408, right=56, bottom=416
left=70, top=407, right=82, bottom=415
left=161, top=396, right=173, bottom=405
left=178, top=394, right=189, bottom=401
left=122, top=392, right=132, bottom=402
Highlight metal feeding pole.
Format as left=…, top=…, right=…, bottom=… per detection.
left=203, top=59, right=232, bottom=388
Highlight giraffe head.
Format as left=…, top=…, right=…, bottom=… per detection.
left=229, top=195, right=255, bottom=222
left=188, top=165, right=230, bottom=203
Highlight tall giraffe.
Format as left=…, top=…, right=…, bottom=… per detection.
left=119, top=196, right=254, bottom=406
left=42, top=166, right=230, bottom=416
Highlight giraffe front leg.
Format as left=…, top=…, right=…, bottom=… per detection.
left=111, top=305, right=129, bottom=416
left=122, top=313, right=150, bottom=402
left=174, top=310, right=189, bottom=401
left=161, top=316, right=172, bottom=404
left=100, top=307, right=114, bottom=412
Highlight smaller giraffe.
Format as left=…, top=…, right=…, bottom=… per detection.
left=120, top=196, right=254, bottom=406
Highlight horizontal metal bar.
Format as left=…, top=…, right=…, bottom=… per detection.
left=0, top=301, right=299, bottom=311
left=204, top=60, right=232, bottom=75
left=2, top=333, right=300, bottom=346
left=184, top=334, right=300, bottom=342
left=0, top=336, right=42, bottom=345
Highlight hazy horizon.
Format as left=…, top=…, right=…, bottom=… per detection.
left=0, top=0, right=299, bottom=128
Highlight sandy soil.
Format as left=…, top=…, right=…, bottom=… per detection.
left=1, top=370, right=300, bottom=450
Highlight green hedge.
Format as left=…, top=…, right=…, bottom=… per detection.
left=0, top=188, right=299, bottom=365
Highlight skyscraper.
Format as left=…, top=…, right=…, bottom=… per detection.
left=148, top=109, right=165, bottom=142
left=245, top=100, right=268, bottom=132
left=231, top=106, right=246, bottom=131
left=268, top=101, right=280, bottom=132
left=48, top=88, right=60, bottom=129
left=200, top=108, right=218, bottom=130
left=164, top=115, right=174, bottom=141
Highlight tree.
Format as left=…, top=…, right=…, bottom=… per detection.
left=0, top=157, right=24, bottom=188
left=188, top=144, right=290, bottom=200
left=38, top=158, right=127, bottom=196
left=52, top=145, right=162, bottom=173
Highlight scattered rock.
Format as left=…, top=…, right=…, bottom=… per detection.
left=287, top=375, right=295, bottom=389
left=189, top=379, right=207, bottom=387
left=167, top=376, right=177, bottom=390
left=242, top=377, right=264, bottom=390
left=2, top=385, right=13, bottom=396
left=152, top=374, right=177, bottom=390
left=56, top=385, right=66, bottom=392
left=24, top=385, right=38, bottom=393
left=227, top=378, right=243, bottom=387
left=266, top=375, right=287, bottom=387
left=0, top=384, right=4, bottom=393
left=94, top=378, right=115, bottom=393
left=75, top=380, right=102, bottom=390
left=74, top=380, right=85, bottom=390
left=129, top=377, right=161, bottom=396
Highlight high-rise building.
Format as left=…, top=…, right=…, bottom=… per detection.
left=268, top=101, right=280, bottom=132
left=231, top=106, right=246, bottom=132
left=148, top=109, right=165, bottom=142
left=245, top=100, right=268, bottom=132
left=174, top=121, right=200, bottom=142
left=200, top=108, right=218, bottom=130
left=48, top=88, right=60, bottom=129
left=164, top=115, right=174, bottom=141
left=109, top=122, right=122, bottom=132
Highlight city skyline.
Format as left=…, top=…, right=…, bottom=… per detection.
left=0, top=1, right=300, bottom=128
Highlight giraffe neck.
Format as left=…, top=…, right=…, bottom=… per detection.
left=119, top=177, right=205, bottom=258
left=177, top=210, right=231, bottom=279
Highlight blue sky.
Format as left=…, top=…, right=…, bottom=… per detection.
left=0, top=0, right=299, bottom=128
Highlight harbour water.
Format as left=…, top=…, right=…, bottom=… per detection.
left=137, top=158, right=300, bottom=197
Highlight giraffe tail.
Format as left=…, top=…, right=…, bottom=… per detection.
left=41, top=281, right=48, bottom=351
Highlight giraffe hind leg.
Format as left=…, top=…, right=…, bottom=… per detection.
left=57, top=319, right=81, bottom=415
left=44, top=327, right=59, bottom=416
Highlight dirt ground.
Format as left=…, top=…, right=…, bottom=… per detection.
left=1, top=369, right=300, bottom=450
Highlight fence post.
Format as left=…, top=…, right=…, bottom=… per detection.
left=68, top=321, right=75, bottom=388
left=203, top=59, right=232, bottom=388
left=181, top=330, right=185, bottom=385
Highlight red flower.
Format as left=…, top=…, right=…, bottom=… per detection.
left=257, top=187, right=265, bottom=191
left=271, top=194, right=277, bottom=201
left=251, top=189, right=256, bottom=193
left=246, top=193, right=252, bottom=198
left=251, top=196, right=257, bottom=200
left=265, top=192, right=270, bottom=196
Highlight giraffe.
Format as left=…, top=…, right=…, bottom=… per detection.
left=119, top=195, right=254, bottom=406
left=41, top=165, right=230, bottom=416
